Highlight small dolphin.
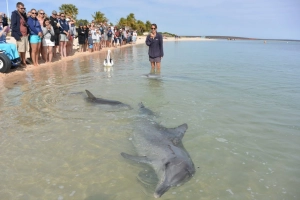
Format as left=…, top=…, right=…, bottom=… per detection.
left=85, top=90, right=131, bottom=108
left=141, top=73, right=162, bottom=79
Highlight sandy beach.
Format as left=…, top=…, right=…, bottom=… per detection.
left=0, top=36, right=211, bottom=82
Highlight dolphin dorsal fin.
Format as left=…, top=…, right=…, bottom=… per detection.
left=167, top=123, right=188, bottom=140
left=85, top=90, right=96, bottom=100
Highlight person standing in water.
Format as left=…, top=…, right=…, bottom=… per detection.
left=145, top=23, right=163, bottom=74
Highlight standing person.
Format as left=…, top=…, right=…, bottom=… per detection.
left=27, top=8, right=43, bottom=66
left=84, top=25, right=89, bottom=52
left=2, top=14, right=8, bottom=27
left=11, top=2, right=29, bottom=67
left=67, top=17, right=76, bottom=56
left=114, top=28, right=122, bottom=47
left=107, top=26, right=113, bottom=47
left=77, top=23, right=85, bottom=52
left=95, top=29, right=101, bottom=51
left=37, top=9, right=45, bottom=60
left=132, top=30, right=137, bottom=44
left=49, top=10, right=60, bottom=57
left=145, top=23, right=163, bottom=74
left=87, top=32, right=93, bottom=53
left=58, top=13, right=69, bottom=58
left=90, top=26, right=97, bottom=52
left=41, top=18, right=54, bottom=62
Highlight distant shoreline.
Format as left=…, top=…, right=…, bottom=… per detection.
left=180, top=36, right=300, bottom=42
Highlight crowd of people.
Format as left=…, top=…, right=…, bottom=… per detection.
left=0, top=1, right=139, bottom=69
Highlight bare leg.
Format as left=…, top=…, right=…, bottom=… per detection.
left=31, top=43, right=38, bottom=66
left=36, top=42, right=41, bottom=65
left=48, top=46, right=53, bottom=62
left=150, top=62, right=156, bottom=74
left=63, top=41, right=67, bottom=57
left=42, top=45, right=48, bottom=62
left=60, top=41, right=64, bottom=58
left=156, top=62, right=161, bottom=74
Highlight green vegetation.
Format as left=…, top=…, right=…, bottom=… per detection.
left=59, top=4, right=78, bottom=19
left=58, top=4, right=153, bottom=35
left=75, top=19, right=89, bottom=26
left=91, top=11, right=108, bottom=24
left=161, top=32, right=176, bottom=37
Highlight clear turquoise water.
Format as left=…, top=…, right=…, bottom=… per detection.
left=0, top=40, right=299, bottom=199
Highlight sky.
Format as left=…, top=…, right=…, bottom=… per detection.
left=1, top=0, right=300, bottom=40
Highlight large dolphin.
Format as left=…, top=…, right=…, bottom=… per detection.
left=121, top=103, right=195, bottom=198
left=85, top=90, right=131, bottom=109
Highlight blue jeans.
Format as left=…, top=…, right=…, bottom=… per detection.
left=114, top=37, right=121, bottom=44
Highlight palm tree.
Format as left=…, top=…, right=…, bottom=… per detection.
left=145, top=21, right=152, bottom=31
left=59, top=4, right=78, bottom=19
left=92, top=11, right=108, bottom=24
left=136, top=20, right=146, bottom=34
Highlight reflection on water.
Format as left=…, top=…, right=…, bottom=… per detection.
left=1, top=42, right=300, bottom=199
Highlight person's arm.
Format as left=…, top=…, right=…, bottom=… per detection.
left=0, top=26, right=8, bottom=37
left=50, top=26, right=54, bottom=35
left=42, top=27, right=48, bottom=35
left=10, top=12, right=18, bottom=34
left=145, top=34, right=153, bottom=46
left=160, top=34, right=164, bottom=57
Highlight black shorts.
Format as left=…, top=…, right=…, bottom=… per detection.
left=149, top=57, right=161, bottom=63
left=55, top=33, right=60, bottom=46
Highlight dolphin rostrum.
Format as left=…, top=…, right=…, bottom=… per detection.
left=85, top=90, right=131, bottom=108
left=121, top=103, right=195, bottom=198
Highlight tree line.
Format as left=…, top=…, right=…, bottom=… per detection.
left=58, top=4, right=152, bottom=35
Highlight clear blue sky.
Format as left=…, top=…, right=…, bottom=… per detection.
left=2, top=0, right=300, bottom=40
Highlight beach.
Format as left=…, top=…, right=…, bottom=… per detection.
left=0, top=36, right=210, bottom=81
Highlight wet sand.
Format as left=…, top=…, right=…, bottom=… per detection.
left=0, top=36, right=211, bottom=83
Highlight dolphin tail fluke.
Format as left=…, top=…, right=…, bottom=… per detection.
left=121, top=152, right=151, bottom=164
left=85, top=90, right=96, bottom=100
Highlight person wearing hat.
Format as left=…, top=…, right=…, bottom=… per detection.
left=50, top=10, right=60, bottom=56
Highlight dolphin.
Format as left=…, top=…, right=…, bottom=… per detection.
left=141, top=73, right=162, bottom=79
left=85, top=90, right=131, bottom=109
left=121, top=103, right=195, bottom=198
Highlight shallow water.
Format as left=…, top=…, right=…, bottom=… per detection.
left=0, top=40, right=300, bottom=200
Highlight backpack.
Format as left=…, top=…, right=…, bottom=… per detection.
left=107, top=30, right=112, bottom=37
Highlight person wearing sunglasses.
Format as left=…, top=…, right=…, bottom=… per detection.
left=11, top=2, right=30, bottom=67
left=27, top=8, right=43, bottom=66
left=58, top=13, right=70, bottom=58
left=145, top=23, right=164, bottom=74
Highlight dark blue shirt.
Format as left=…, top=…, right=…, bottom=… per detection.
left=59, top=19, right=69, bottom=34
left=146, top=33, right=164, bottom=58
left=27, top=17, right=42, bottom=35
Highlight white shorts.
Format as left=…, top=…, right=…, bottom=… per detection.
left=42, top=38, right=55, bottom=47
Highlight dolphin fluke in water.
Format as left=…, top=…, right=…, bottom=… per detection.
left=85, top=90, right=131, bottom=109
left=121, top=103, right=195, bottom=198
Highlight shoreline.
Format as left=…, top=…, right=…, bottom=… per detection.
left=0, top=36, right=211, bottom=82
